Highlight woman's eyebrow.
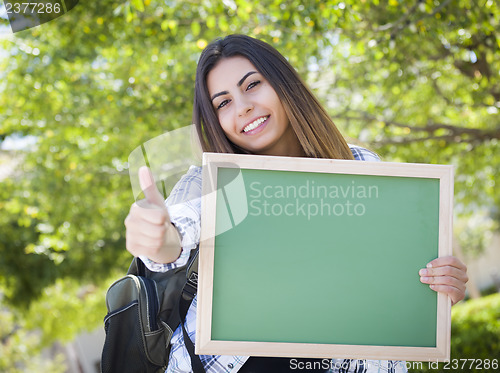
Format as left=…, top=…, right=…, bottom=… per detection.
left=237, top=71, right=257, bottom=87
left=210, top=71, right=258, bottom=102
left=211, top=91, right=228, bottom=102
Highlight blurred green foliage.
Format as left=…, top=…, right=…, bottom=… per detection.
left=409, top=293, right=500, bottom=373
left=0, top=302, right=67, bottom=373
left=0, top=0, right=499, bottom=368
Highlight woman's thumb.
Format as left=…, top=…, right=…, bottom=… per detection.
left=138, top=166, right=166, bottom=207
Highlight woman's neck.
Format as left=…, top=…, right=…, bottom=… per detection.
left=254, top=128, right=306, bottom=158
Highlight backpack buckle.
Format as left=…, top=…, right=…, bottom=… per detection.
left=187, top=272, right=198, bottom=287
left=182, top=272, right=198, bottom=299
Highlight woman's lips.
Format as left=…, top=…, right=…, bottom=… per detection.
left=242, top=116, right=270, bottom=135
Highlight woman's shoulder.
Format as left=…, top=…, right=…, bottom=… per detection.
left=165, top=165, right=202, bottom=203
left=178, top=165, right=202, bottom=183
left=348, top=144, right=381, bottom=162
left=187, top=164, right=202, bottom=175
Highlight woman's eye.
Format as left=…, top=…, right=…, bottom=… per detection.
left=246, top=80, right=261, bottom=90
left=217, top=99, right=229, bottom=110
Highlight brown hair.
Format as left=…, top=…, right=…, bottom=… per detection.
left=193, top=34, right=354, bottom=160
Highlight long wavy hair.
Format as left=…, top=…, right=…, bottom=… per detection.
left=193, top=34, right=354, bottom=160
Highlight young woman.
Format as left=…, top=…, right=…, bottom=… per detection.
left=125, top=34, right=468, bottom=373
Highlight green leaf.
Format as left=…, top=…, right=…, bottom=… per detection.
left=131, top=0, right=145, bottom=12
left=206, top=15, right=216, bottom=29
left=191, top=21, right=201, bottom=36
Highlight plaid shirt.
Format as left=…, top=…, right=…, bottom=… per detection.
left=141, top=145, right=408, bottom=373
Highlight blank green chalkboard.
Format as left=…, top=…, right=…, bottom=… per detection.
left=197, top=153, right=453, bottom=361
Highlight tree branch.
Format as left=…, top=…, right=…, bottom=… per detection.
left=419, top=0, right=452, bottom=19
left=375, top=0, right=452, bottom=38
left=430, top=78, right=498, bottom=109
left=375, top=1, right=420, bottom=32
left=331, top=111, right=500, bottom=145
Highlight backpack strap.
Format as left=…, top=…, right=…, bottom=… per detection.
left=136, top=256, right=146, bottom=277
left=126, top=256, right=146, bottom=277
left=179, top=247, right=205, bottom=373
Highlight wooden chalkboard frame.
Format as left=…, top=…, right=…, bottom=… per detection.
left=196, top=152, right=452, bottom=361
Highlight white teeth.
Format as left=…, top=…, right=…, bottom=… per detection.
left=243, top=116, right=268, bottom=132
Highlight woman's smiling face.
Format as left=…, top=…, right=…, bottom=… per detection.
left=207, top=56, right=303, bottom=157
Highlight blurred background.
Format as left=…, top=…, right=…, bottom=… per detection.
left=0, top=0, right=498, bottom=372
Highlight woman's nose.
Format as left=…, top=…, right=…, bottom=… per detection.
left=237, top=98, right=254, bottom=117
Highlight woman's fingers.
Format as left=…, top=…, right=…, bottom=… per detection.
left=125, top=202, right=170, bottom=258
left=419, top=256, right=469, bottom=305
left=128, top=202, right=167, bottom=225
left=419, top=264, right=469, bottom=284
left=427, top=256, right=468, bottom=273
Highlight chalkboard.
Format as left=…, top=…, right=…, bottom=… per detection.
left=196, top=153, right=452, bottom=361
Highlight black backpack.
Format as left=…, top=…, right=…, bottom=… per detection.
left=101, top=248, right=205, bottom=373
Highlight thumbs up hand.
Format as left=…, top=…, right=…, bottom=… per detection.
left=125, top=166, right=182, bottom=264
left=138, top=165, right=168, bottom=208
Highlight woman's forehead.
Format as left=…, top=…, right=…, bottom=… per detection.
left=207, top=56, right=259, bottom=94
